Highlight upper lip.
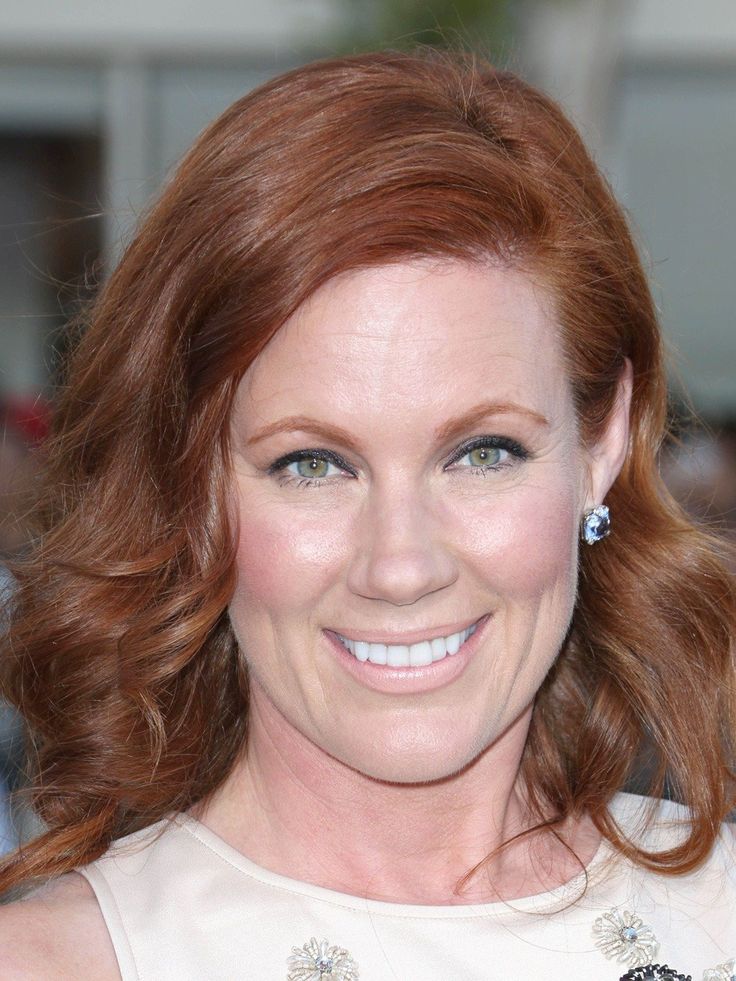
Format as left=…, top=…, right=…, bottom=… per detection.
left=328, top=616, right=486, bottom=646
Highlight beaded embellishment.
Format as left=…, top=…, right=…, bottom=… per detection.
left=703, top=962, right=736, bottom=981
left=286, top=937, right=359, bottom=980
left=618, top=966, right=691, bottom=981
left=594, top=909, right=659, bottom=967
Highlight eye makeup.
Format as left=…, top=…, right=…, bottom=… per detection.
left=266, top=434, right=531, bottom=490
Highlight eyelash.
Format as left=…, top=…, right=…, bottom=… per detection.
left=267, top=436, right=530, bottom=490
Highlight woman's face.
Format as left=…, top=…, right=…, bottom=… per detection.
left=228, top=261, right=611, bottom=784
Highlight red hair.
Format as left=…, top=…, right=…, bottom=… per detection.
left=1, top=49, right=734, bottom=893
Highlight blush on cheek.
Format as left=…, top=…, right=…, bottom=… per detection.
left=458, top=484, right=578, bottom=597
left=232, top=520, right=288, bottom=603
left=233, top=506, right=348, bottom=613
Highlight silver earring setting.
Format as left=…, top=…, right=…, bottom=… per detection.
left=581, top=504, right=611, bottom=545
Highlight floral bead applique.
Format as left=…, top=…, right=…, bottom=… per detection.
left=594, top=909, right=659, bottom=967
left=703, top=961, right=736, bottom=981
left=618, top=966, right=692, bottom=981
left=286, top=937, right=359, bottom=981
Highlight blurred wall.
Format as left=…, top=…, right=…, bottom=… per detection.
left=0, top=0, right=345, bottom=402
left=0, top=0, right=340, bottom=52
left=523, top=0, right=736, bottom=418
left=0, top=0, right=734, bottom=416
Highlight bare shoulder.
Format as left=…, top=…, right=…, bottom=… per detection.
left=0, top=872, right=120, bottom=980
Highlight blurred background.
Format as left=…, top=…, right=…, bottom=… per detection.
left=0, top=0, right=734, bottom=847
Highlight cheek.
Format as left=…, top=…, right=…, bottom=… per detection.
left=231, top=493, right=349, bottom=617
left=450, top=478, right=579, bottom=600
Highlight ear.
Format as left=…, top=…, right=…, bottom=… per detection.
left=584, top=359, right=633, bottom=507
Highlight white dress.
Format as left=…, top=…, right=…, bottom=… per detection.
left=78, top=793, right=736, bottom=981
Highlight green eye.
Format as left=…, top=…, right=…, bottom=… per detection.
left=292, top=456, right=334, bottom=479
left=450, top=437, right=526, bottom=473
left=270, top=448, right=354, bottom=489
left=466, top=445, right=502, bottom=467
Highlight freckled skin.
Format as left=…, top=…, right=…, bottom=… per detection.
left=227, top=260, right=611, bottom=786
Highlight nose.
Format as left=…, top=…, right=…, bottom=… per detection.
left=345, top=476, right=458, bottom=606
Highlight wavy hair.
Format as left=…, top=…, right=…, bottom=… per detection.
left=1, top=49, right=734, bottom=893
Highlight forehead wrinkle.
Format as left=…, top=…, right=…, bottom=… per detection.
left=238, top=261, right=575, bottom=448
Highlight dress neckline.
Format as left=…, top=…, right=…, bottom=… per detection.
left=171, top=798, right=635, bottom=919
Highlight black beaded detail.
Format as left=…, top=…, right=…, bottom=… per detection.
left=619, top=966, right=692, bottom=981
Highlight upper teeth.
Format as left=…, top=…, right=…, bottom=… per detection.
left=336, top=623, right=478, bottom=667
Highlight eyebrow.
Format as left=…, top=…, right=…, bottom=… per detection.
left=245, top=401, right=550, bottom=450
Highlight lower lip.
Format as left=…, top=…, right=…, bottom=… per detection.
left=323, top=615, right=490, bottom=695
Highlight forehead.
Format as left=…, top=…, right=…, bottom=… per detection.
left=237, top=260, right=573, bottom=432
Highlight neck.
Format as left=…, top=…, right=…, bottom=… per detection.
left=195, top=694, right=599, bottom=905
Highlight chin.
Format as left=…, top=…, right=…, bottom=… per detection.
left=326, top=719, right=493, bottom=786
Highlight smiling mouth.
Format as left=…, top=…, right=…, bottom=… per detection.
left=334, top=621, right=480, bottom=668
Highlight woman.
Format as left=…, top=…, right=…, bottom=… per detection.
left=0, top=50, right=734, bottom=980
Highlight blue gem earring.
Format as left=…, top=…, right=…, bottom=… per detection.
left=581, top=504, right=611, bottom=545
